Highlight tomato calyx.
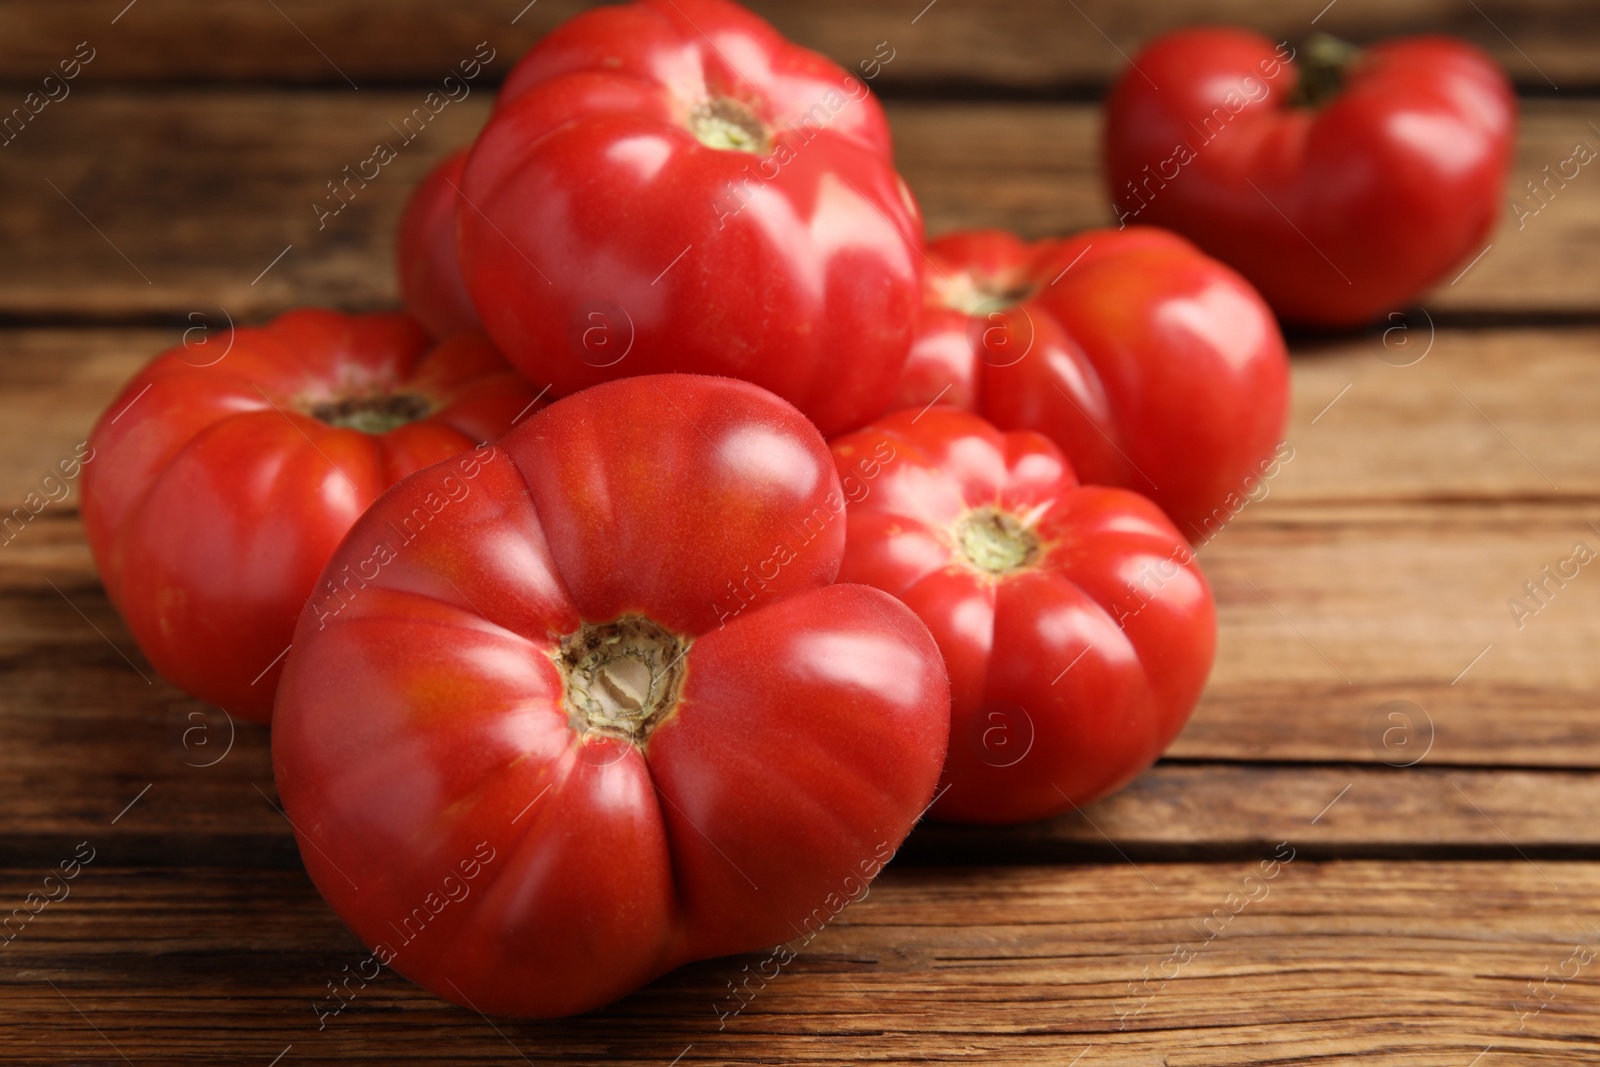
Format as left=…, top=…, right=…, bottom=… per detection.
left=689, top=97, right=771, bottom=154
left=559, top=615, right=690, bottom=747
left=933, top=270, right=1034, bottom=317
left=1290, top=33, right=1364, bottom=109
left=956, top=507, right=1039, bottom=576
left=308, top=393, right=433, bottom=435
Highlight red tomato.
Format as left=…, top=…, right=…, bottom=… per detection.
left=457, top=0, right=924, bottom=436
left=81, top=310, right=540, bottom=721
left=1104, top=29, right=1515, bottom=327
left=397, top=150, right=481, bottom=339
left=891, top=228, right=1289, bottom=541
left=271, top=374, right=949, bottom=1017
left=832, top=407, right=1215, bottom=825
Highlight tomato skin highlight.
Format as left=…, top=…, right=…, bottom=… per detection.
left=832, top=406, right=1216, bottom=825
left=81, top=310, right=542, bottom=720
left=457, top=0, right=924, bottom=437
left=1104, top=28, right=1516, bottom=327
left=272, top=374, right=950, bottom=1017
left=892, top=227, right=1290, bottom=541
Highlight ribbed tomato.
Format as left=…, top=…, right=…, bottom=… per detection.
left=1104, top=29, right=1515, bottom=326
left=892, top=228, right=1289, bottom=540
left=82, top=310, right=539, bottom=720
left=397, top=150, right=482, bottom=340
left=833, top=406, right=1215, bottom=825
left=457, top=0, right=924, bottom=436
left=272, top=374, right=949, bottom=1016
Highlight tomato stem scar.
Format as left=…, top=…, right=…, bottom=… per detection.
left=559, top=616, right=690, bottom=749
left=956, top=507, right=1039, bottom=576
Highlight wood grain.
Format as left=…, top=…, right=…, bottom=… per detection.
left=0, top=92, right=492, bottom=320
left=1, top=94, right=1596, bottom=321
left=2, top=2, right=1597, bottom=1055
left=1274, top=329, right=1600, bottom=504
left=3, top=604, right=1600, bottom=863
left=0, top=0, right=1590, bottom=90
left=6, top=326, right=1598, bottom=506
left=1190, top=500, right=1600, bottom=767
left=3, top=862, right=1598, bottom=1064
left=9, top=493, right=1600, bottom=772
left=1, top=325, right=1597, bottom=808
left=3, top=508, right=1598, bottom=856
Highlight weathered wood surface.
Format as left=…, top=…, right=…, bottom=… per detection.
left=7, top=325, right=1594, bottom=506
left=3, top=325, right=1598, bottom=867
left=3, top=863, right=1598, bottom=1065
left=3, top=3, right=1598, bottom=1059
left=4, top=553, right=1600, bottom=860
left=9, top=683, right=1600, bottom=865
left=0, top=0, right=1590, bottom=90
left=9, top=328, right=1598, bottom=759
left=0, top=94, right=1596, bottom=321
left=12, top=507, right=1599, bottom=860
left=10, top=493, right=1600, bottom=773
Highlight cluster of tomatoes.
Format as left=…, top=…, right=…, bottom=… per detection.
left=82, top=0, right=1513, bottom=1019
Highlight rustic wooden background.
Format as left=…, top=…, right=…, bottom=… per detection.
left=3, top=1, right=1599, bottom=1063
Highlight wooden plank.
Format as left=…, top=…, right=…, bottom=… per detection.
left=5, top=512, right=1600, bottom=855
left=1272, top=329, right=1600, bottom=505
left=3, top=513, right=1599, bottom=861
left=9, top=497, right=1600, bottom=773
left=1188, top=500, right=1600, bottom=767
left=1, top=327, right=1598, bottom=793
left=1, top=5, right=1590, bottom=1052
left=2, top=94, right=1594, bottom=321
left=6, top=326, right=1599, bottom=505
left=0, top=0, right=1592, bottom=91
left=0, top=92, right=490, bottom=321
left=3, top=862, right=1598, bottom=1063
left=7, top=638, right=1600, bottom=863
left=913, top=765, right=1600, bottom=860
left=0, top=328, right=148, bottom=508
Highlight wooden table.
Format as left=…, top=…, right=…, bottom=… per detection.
left=3, top=2, right=1599, bottom=1063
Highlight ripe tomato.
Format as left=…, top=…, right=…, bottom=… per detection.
left=81, top=310, right=540, bottom=721
left=832, top=407, right=1215, bottom=825
left=891, top=227, right=1289, bottom=541
left=1104, top=29, right=1515, bottom=327
left=397, top=150, right=481, bottom=339
left=457, top=0, right=924, bottom=436
left=271, top=374, right=949, bottom=1017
